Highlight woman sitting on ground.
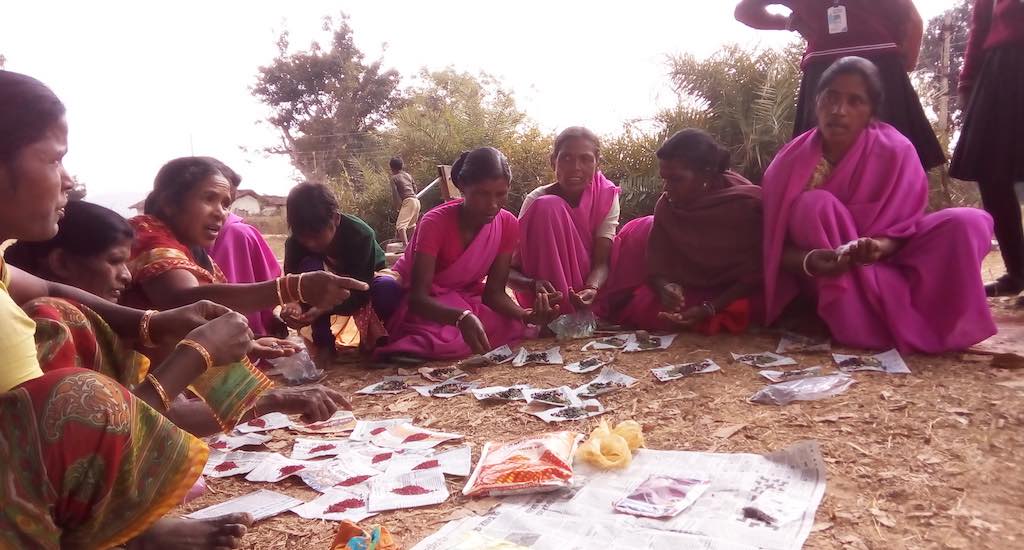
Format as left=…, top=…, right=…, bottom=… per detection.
left=510, top=126, right=619, bottom=315
left=281, top=182, right=403, bottom=360
left=6, top=200, right=347, bottom=436
left=124, top=156, right=362, bottom=430
left=0, top=69, right=252, bottom=550
left=376, top=147, right=558, bottom=359
left=762, top=56, right=995, bottom=353
left=597, top=129, right=763, bottom=334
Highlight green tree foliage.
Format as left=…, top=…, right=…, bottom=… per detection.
left=916, top=0, right=970, bottom=131
left=253, top=14, right=402, bottom=185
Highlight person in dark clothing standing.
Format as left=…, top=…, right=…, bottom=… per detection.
left=389, top=157, right=420, bottom=246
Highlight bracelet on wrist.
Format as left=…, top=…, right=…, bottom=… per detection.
left=139, top=309, right=158, bottom=348
left=802, top=250, right=819, bottom=278
left=455, top=309, right=472, bottom=327
left=178, top=338, right=214, bottom=371
left=145, top=373, right=172, bottom=411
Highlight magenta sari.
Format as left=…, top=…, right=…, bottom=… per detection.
left=763, top=122, right=995, bottom=353
left=209, top=213, right=282, bottom=336
left=375, top=205, right=532, bottom=359
left=516, top=172, right=620, bottom=314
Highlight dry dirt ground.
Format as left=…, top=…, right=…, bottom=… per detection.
left=173, top=252, right=1024, bottom=549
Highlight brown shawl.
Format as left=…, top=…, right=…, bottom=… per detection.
left=647, top=171, right=763, bottom=288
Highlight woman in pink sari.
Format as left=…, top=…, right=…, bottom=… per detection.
left=512, top=127, right=620, bottom=314
left=376, top=147, right=557, bottom=359
left=763, top=57, right=995, bottom=354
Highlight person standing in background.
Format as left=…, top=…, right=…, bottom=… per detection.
left=207, top=159, right=286, bottom=337
left=735, top=0, right=945, bottom=170
left=949, top=0, right=1024, bottom=297
left=389, top=157, right=421, bottom=246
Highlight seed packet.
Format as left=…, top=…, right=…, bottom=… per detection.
left=582, top=334, right=631, bottom=351
left=356, top=376, right=412, bottom=395
left=776, top=332, right=831, bottom=354
left=759, top=366, right=824, bottom=383
left=291, top=410, right=358, bottom=435
left=234, top=412, right=293, bottom=434
left=244, top=453, right=319, bottom=483
left=419, top=366, right=468, bottom=383
left=297, top=454, right=382, bottom=493
left=186, top=489, right=303, bottom=521
left=512, top=346, right=564, bottom=367
left=528, top=399, right=605, bottom=423
left=290, top=438, right=350, bottom=460
left=384, top=445, right=472, bottom=477
left=563, top=356, right=611, bottom=374
left=366, top=468, right=450, bottom=512
left=547, top=310, right=598, bottom=341
left=369, top=423, right=463, bottom=450
left=459, top=345, right=516, bottom=368
left=471, top=385, right=530, bottom=402
left=613, top=475, right=710, bottom=518
left=349, top=418, right=413, bottom=442
left=651, top=360, right=721, bottom=382
left=623, top=332, right=676, bottom=353
left=206, top=432, right=272, bottom=452
left=833, top=349, right=911, bottom=374
left=292, top=487, right=376, bottom=522
left=574, top=367, right=638, bottom=398
left=730, top=352, right=797, bottom=369
left=462, top=431, right=581, bottom=497
left=411, top=379, right=480, bottom=398
left=203, top=451, right=272, bottom=478
left=523, top=386, right=582, bottom=407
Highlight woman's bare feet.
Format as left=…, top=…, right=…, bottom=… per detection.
left=126, top=513, right=253, bottom=550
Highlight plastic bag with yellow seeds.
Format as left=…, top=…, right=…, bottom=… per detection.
left=578, top=420, right=645, bottom=469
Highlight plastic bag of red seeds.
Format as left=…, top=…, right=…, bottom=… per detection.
left=462, top=431, right=582, bottom=497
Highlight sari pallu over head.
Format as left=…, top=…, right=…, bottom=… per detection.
left=761, top=121, right=927, bottom=323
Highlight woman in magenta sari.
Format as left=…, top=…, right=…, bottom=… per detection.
left=762, top=57, right=995, bottom=354
left=512, top=127, right=619, bottom=314
left=376, top=147, right=557, bottom=359
left=598, top=129, right=763, bottom=334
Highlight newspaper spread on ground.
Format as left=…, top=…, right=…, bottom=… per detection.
left=411, top=441, right=826, bottom=550
left=186, top=489, right=304, bottom=521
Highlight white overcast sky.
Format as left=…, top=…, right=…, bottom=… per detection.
left=1, top=0, right=956, bottom=214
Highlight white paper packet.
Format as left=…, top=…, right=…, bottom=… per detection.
left=563, top=356, right=611, bottom=374
left=833, top=349, right=911, bottom=374
left=290, top=438, right=351, bottom=460
left=759, top=366, right=824, bottom=383
left=411, top=379, right=480, bottom=398
left=234, top=412, right=292, bottom=433
left=623, top=332, right=676, bottom=352
left=366, top=468, right=450, bottom=512
left=203, top=451, right=272, bottom=478
left=369, top=423, right=463, bottom=450
left=573, top=366, right=638, bottom=398
left=291, top=487, right=376, bottom=522
left=651, top=360, right=721, bottom=382
left=186, top=489, right=304, bottom=521
left=349, top=418, right=413, bottom=442
left=776, top=332, right=831, bottom=354
left=512, top=346, right=564, bottom=367
left=291, top=410, right=357, bottom=434
left=356, top=376, right=413, bottom=395
left=206, top=432, right=271, bottom=452
left=581, top=334, right=632, bottom=351
left=523, top=386, right=583, bottom=407
left=527, top=399, right=605, bottom=423
left=296, top=454, right=382, bottom=493
left=244, top=453, right=319, bottom=483
left=470, top=385, right=530, bottom=402
left=731, top=351, right=798, bottom=368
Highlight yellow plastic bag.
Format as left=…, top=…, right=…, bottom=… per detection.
left=578, top=420, right=643, bottom=469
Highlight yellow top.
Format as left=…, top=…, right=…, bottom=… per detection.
left=0, top=257, right=43, bottom=392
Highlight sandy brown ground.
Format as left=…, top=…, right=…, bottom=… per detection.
left=174, top=251, right=1024, bottom=549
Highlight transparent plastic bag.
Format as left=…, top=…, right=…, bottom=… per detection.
left=266, top=339, right=323, bottom=385
left=577, top=420, right=645, bottom=469
left=548, top=311, right=598, bottom=341
left=749, top=373, right=855, bottom=405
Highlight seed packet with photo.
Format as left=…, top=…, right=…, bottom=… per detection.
left=206, top=432, right=272, bottom=452
left=563, top=356, right=611, bottom=374
left=523, top=386, right=582, bottom=408
left=730, top=351, right=798, bottom=368
left=623, top=331, right=676, bottom=353
left=775, top=332, right=831, bottom=354
left=203, top=451, right=272, bottom=478
left=418, top=366, right=469, bottom=383
left=366, top=468, right=450, bottom=512
left=290, top=438, right=351, bottom=460
left=528, top=399, right=605, bottom=423
left=234, top=412, right=293, bottom=434
left=651, top=360, right=721, bottom=382
left=462, top=431, right=581, bottom=498
left=186, top=489, right=303, bottom=522
left=833, top=349, right=911, bottom=374
left=471, top=385, right=530, bottom=402
left=411, top=379, right=480, bottom=398
left=512, top=346, right=564, bottom=367
left=356, top=376, right=412, bottom=395
left=369, top=423, right=463, bottom=451
left=581, top=334, right=632, bottom=351
left=290, top=410, right=357, bottom=435
left=244, top=453, right=319, bottom=483
left=759, top=366, right=824, bottom=383
left=291, top=487, right=376, bottom=523
left=613, top=475, right=710, bottom=518
left=349, top=418, right=413, bottom=442
left=574, top=367, right=637, bottom=398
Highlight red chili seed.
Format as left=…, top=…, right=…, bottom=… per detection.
left=278, top=465, right=304, bottom=477
left=336, top=475, right=372, bottom=487
left=325, top=498, right=365, bottom=514
left=391, top=484, right=431, bottom=496
left=214, top=461, right=238, bottom=472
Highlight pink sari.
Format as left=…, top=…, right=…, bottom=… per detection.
left=516, top=171, right=619, bottom=313
left=375, top=205, right=531, bottom=359
left=209, top=213, right=282, bottom=336
left=763, top=122, right=995, bottom=353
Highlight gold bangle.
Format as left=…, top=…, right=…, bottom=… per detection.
left=297, top=273, right=307, bottom=304
left=145, top=373, right=172, bottom=411
left=139, top=310, right=158, bottom=348
left=178, top=339, right=214, bottom=371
